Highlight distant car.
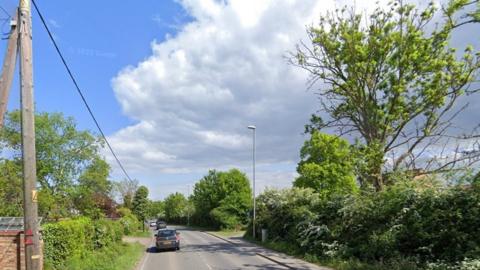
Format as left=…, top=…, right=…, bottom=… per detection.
left=156, top=220, right=167, bottom=230
left=149, top=221, right=157, bottom=227
left=155, top=229, right=180, bottom=251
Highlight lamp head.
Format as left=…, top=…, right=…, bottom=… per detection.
left=247, top=125, right=256, bottom=130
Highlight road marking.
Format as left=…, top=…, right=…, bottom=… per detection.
left=139, top=236, right=155, bottom=270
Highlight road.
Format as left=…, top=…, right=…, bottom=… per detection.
left=139, top=227, right=289, bottom=270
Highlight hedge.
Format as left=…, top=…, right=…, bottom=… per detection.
left=43, top=217, right=124, bottom=269
left=250, top=181, right=480, bottom=267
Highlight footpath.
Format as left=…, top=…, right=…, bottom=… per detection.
left=205, top=231, right=333, bottom=270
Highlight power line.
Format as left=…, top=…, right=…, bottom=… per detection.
left=0, top=6, right=11, bottom=18
left=0, top=5, right=12, bottom=37
left=31, top=0, right=134, bottom=182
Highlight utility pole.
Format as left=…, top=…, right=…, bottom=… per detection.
left=18, top=0, right=41, bottom=269
left=0, top=1, right=40, bottom=268
left=0, top=14, right=18, bottom=127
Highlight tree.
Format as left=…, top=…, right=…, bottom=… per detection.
left=112, top=178, right=139, bottom=209
left=446, top=0, right=479, bottom=28
left=0, top=110, right=103, bottom=218
left=74, top=158, right=114, bottom=219
left=294, top=131, right=358, bottom=198
left=0, top=160, right=23, bottom=216
left=147, top=200, right=165, bottom=219
left=192, top=169, right=252, bottom=229
left=293, top=0, right=480, bottom=190
left=164, top=192, right=188, bottom=224
left=132, top=186, right=149, bottom=231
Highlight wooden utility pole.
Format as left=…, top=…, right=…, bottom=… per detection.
left=18, top=0, right=41, bottom=269
left=0, top=1, right=41, bottom=267
left=0, top=14, right=18, bottom=127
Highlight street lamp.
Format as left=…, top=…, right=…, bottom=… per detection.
left=247, top=125, right=256, bottom=239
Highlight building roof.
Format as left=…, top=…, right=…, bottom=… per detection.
left=0, top=217, right=42, bottom=231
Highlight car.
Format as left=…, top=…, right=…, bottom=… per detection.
left=149, top=221, right=157, bottom=227
left=156, top=220, right=167, bottom=230
left=155, top=229, right=180, bottom=251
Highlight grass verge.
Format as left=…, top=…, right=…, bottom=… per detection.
left=128, top=230, right=152, bottom=237
left=209, top=230, right=245, bottom=238
left=59, top=242, right=144, bottom=270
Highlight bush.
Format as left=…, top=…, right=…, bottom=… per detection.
left=250, top=187, right=320, bottom=241
left=43, top=217, right=95, bottom=268
left=43, top=217, right=124, bottom=269
left=117, top=207, right=140, bottom=235
left=93, top=219, right=123, bottom=249
left=253, top=181, right=480, bottom=267
left=210, top=206, right=240, bottom=230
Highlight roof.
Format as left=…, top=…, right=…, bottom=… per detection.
left=0, top=217, right=42, bottom=231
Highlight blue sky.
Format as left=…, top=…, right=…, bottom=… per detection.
left=0, top=0, right=308, bottom=199
left=1, top=0, right=189, bottom=133
left=1, top=0, right=478, bottom=200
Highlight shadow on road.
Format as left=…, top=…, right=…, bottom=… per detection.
left=146, top=246, right=178, bottom=253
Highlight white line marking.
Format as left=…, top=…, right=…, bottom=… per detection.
left=139, top=236, right=155, bottom=270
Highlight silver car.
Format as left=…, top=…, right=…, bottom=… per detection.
left=155, top=229, right=180, bottom=251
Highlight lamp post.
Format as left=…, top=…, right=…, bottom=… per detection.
left=247, top=125, right=256, bottom=239
left=187, top=184, right=190, bottom=226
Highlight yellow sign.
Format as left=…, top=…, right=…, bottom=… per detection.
left=20, top=0, right=31, bottom=10
left=31, top=255, right=41, bottom=260
left=32, top=190, right=38, bottom=202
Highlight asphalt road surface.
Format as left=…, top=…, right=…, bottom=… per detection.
left=139, top=227, right=289, bottom=270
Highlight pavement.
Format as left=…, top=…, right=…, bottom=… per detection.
left=131, top=226, right=332, bottom=270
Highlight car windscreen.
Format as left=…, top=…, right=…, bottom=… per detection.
left=157, top=230, right=175, bottom=237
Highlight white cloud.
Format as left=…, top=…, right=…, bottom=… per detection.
left=107, top=0, right=429, bottom=195
left=48, top=19, right=61, bottom=28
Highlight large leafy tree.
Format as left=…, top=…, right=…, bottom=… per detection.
left=74, top=158, right=115, bottom=219
left=0, top=110, right=102, bottom=218
left=192, top=169, right=252, bottom=229
left=0, top=160, right=23, bottom=216
left=147, top=200, right=165, bottom=219
left=294, top=131, right=358, bottom=197
left=132, top=186, right=149, bottom=230
left=293, top=0, right=480, bottom=190
left=164, top=192, right=188, bottom=223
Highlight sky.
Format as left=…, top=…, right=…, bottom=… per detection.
left=0, top=0, right=478, bottom=200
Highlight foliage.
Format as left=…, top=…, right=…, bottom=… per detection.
left=250, top=187, right=320, bottom=241
left=42, top=217, right=94, bottom=267
left=132, top=186, right=149, bottom=223
left=253, top=180, right=480, bottom=268
left=294, top=131, right=358, bottom=198
left=164, top=192, right=188, bottom=224
left=93, top=219, right=123, bottom=249
left=0, top=110, right=106, bottom=219
left=55, top=242, right=144, bottom=270
left=117, top=207, right=140, bottom=235
left=445, top=0, right=480, bottom=28
left=74, top=158, right=115, bottom=219
left=112, top=178, right=139, bottom=209
left=293, top=0, right=480, bottom=190
left=146, top=200, right=165, bottom=219
left=192, top=169, right=252, bottom=229
left=0, top=159, right=23, bottom=216
left=42, top=217, right=123, bottom=269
